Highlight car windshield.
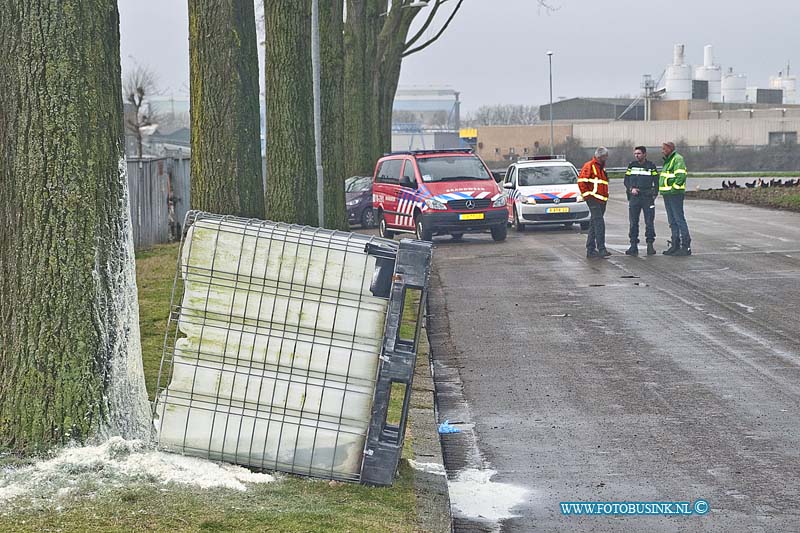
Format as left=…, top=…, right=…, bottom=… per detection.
left=345, top=176, right=372, bottom=192
left=517, top=165, right=577, bottom=186
left=417, top=155, right=492, bottom=182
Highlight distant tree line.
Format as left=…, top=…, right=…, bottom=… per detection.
left=464, top=104, right=540, bottom=126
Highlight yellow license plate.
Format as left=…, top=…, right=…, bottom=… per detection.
left=546, top=207, right=570, bottom=214
left=459, top=213, right=485, bottom=221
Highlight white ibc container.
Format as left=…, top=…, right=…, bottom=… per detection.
left=155, top=216, right=392, bottom=479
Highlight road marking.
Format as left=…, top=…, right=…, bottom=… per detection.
left=752, top=232, right=793, bottom=243
left=732, top=302, right=755, bottom=313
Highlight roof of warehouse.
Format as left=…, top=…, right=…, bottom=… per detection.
left=545, top=97, right=641, bottom=106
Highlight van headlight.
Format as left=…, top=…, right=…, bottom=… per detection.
left=492, top=196, right=507, bottom=207
left=519, top=196, right=536, bottom=205
left=424, top=198, right=447, bottom=210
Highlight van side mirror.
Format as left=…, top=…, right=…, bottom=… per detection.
left=502, top=182, right=513, bottom=189
left=401, top=176, right=416, bottom=188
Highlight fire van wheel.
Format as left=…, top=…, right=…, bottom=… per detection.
left=415, top=216, right=433, bottom=242
left=491, top=224, right=507, bottom=242
left=361, top=208, right=376, bottom=228
left=378, top=212, right=394, bottom=239
left=513, top=209, right=525, bottom=232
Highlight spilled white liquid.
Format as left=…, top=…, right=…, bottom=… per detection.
left=0, top=437, right=275, bottom=510
left=407, top=460, right=446, bottom=476
left=448, top=469, right=528, bottom=522
left=101, top=155, right=153, bottom=441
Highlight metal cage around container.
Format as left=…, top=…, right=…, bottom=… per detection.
left=153, top=211, right=432, bottom=486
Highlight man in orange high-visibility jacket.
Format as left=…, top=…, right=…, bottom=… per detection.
left=578, top=147, right=611, bottom=258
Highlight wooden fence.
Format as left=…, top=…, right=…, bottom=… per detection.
left=127, top=157, right=191, bottom=250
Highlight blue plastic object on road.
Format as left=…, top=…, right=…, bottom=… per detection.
left=438, top=420, right=461, bottom=434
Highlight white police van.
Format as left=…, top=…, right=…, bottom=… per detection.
left=502, top=155, right=590, bottom=231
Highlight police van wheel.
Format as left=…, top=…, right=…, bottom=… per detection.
left=378, top=212, right=394, bottom=239
left=580, top=221, right=590, bottom=230
left=491, top=224, right=507, bottom=242
left=513, top=210, right=525, bottom=232
left=451, top=233, right=464, bottom=241
left=415, top=216, right=433, bottom=241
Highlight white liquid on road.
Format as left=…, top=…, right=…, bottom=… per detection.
left=448, top=468, right=528, bottom=522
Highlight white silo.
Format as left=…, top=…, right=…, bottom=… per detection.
left=664, top=44, right=692, bottom=100
left=694, top=44, right=722, bottom=102
left=722, top=68, right=747, bottom=103
left=769, top=74, right=796, bottom=104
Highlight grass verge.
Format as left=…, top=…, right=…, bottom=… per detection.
left=0, top=242, right=420, bottom=533
left=686, top=187, right=800, bottom=213
left=608, top=170, right=800, bottom=179
left=0, top=465, right=416, bottom=532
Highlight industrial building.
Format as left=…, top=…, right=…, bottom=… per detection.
left=391, top=87, right=463, bottom=151
left=539, top=98, right=644, bottom=122
left=466, top=43, right=800, bottom=163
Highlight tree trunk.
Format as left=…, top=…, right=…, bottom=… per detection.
left=264, top=0, right=317, bottom=225
left=189, top=0, right=265, bottom=218
left=320, top=0, right=349, bottom=230
left=0, top=1, right=151, bottom=451
left=374, top=11, right=414, bottom=157
left=343, top=0, right=369, bottom=177
left=345, top=1, right=415, bottom=174
left=364, top=1, right=384, bottom=165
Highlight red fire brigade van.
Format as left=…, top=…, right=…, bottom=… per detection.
left=371, top=149, right=507, bottom=242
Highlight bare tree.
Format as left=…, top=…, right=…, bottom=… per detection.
left=123, top=65, right=160, bottom=158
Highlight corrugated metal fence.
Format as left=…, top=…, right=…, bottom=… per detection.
left=127, top=157, right=191, bottom=250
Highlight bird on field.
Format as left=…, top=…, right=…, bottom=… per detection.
left=745, top=180, right=756, bottom=188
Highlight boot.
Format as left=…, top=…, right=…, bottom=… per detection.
left=674, top=239, right=692, bottom=256
left=598, top=248, right=612, bottom=257
left=586, top=249, right=599, bottom=259
left=663, top=238, right=680, bottom=255
left=625, top=243, right=638, bottom=256
left=646, top=243, right=657, bottom=256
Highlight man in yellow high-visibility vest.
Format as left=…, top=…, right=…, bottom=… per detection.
left=659, top=142, right=691, bottom=256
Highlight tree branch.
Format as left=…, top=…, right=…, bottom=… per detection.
left=403, top=0, right=446, bottom=50
left=402, top=0, right=463, bottom=57
left=403, top=0, right=558, bottom=58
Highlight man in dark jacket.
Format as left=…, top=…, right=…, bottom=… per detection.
left=624, top=146, right=659, bottom=256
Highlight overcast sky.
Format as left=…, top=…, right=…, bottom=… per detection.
left=119, top=0, right=800, bottom=113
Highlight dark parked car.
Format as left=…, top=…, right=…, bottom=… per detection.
left=346, top=175, right=375, bottom=228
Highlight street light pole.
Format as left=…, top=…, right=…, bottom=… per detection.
left=311, top=0, right=325, bottom=227
left=547, top=50, right=554, bottom=155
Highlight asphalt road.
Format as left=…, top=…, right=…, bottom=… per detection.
left=427, top=178, right=800, bottom=531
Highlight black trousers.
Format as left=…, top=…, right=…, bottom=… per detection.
left=628, top=194, right=656, bottom=244
left=585, top=199, right=607, bottom=252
